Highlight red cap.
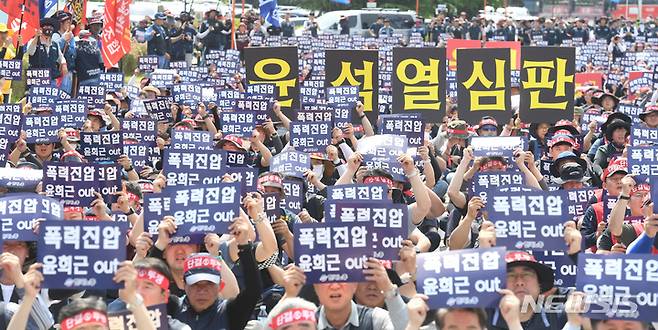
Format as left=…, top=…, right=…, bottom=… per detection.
left=601, top=157, right=628, bottom=181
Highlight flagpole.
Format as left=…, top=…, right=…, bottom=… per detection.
left=16, top=0, right=27, bottom=49
left=231, top=0, right=236, bottom=49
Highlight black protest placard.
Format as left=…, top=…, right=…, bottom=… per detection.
left=326, top=50, right=379, bottom=124
left=392, top=47, right=446, bottom=122
left=244, top=46, right=299, bottom=117
left=519, top=47, right=575, bottom=123
left=457, top=48, right=512, bottom=125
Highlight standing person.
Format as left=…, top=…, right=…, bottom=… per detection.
left=0, top=23, right=22, bottom=103
left=369, top=16, right=384, bottom=38
left=568, top=18, right=590, bottom=44
left=27, top=18, right=68, bottom=87
left=144, top=13, right=171, bottom=69
left=250, top=20, right=267, bottom=39
left=467, top=18, right=483, bottom=40
left=169, top=12, right=196, bottom=66
left=86, top=13, right=103, bottom=46
left=235, top=23, right=250, bottom=60
left=410, top=18, right=427, bottom=39
left=378, top=18, right=394, bottom=38
left=303, top=13, right=318, bottom=38
left=281, top=14, right=295, bottom=37
left=608, top=35, right=626, bottom=62
left=543, top=19, right=562, bottom=45
left=594, top=17, right=612, bottom=41
left=52, top=11, right=76, bottom=95
left=429, top=14, right=446, bottom=44
left=339, top=15, right=350, bottom=35
left=198, top=9, right=223, bottom=60
left=74, top=30, right=103, bottom=87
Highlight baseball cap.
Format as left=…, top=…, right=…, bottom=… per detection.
left=184, top=253, right=223, bottom=285
left=601, top=157, right=628, bottom=181
left=506, top=251, right=554, bottom=293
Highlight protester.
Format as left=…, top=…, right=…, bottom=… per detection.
left=27, top=17, right=68, bottom=87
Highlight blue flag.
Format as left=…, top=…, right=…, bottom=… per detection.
left=259, top=0, right=281, bottom=28
left=39, top=0, right=57, bottom=19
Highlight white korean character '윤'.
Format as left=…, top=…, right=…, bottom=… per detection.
left=646, top=259, right=658, bottom=282
left=63, top=226, right=81, bottom=249
left=42, top=255, right=58, bottom=275
left=494, top=221, right=508, bottom=238
left=298, top=228, right=315, bottom=249
left=422, top=278, right=439, bottom=295
left=102, top=226, right=122, bottom=249
left=298, top=254, right=312, bottom=271
left=583, top=258, right=604, bottom=280
left=462, top=252, right=480, bottom=272
left=623, top=258, right=643, bottom=281
left=81, top=226, right=101, bottom=249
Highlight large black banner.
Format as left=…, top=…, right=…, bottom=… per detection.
left=245, top=46, right=300, bottom=118
left=457, top=48, right=512, bottom=125
left=519, top=47, right=575, bottom=123
left=392, top=48, right=446, bottom=123
left=325, top=50, right=379, bottom=124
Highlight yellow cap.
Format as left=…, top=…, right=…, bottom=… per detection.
left=0, top=24, right=8, bottom=33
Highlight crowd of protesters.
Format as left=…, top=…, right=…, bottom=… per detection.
left=0, top=4, right=657, bottom=330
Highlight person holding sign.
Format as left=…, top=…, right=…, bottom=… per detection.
left=626, top=200, right=658, bottom=254
left=599, top=180, right=653, bottom=254
left=27, top=18, right=68, bottom=87
left=0, top=257, right=52, bottom=330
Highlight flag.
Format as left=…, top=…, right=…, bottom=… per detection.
left=64, top=0, right=87, bottom=30
left=259, top=0, right=280, bottom=28
left=3, top=0, right=40, bottom=45
left=39, top=0, right=57, bottom=19
left=101, top=0, right=131, bottom=68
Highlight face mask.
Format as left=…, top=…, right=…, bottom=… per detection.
left=312, top=164, right=324, bottom=179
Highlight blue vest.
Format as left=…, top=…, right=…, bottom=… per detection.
left=29, top=40, right=61, bottom=78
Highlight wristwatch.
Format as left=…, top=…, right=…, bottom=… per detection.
left=126, top=294, right=144, bottom=311
left=124, top=207, right=136, bottom=216
left=383, top=285, right=399, bottom=300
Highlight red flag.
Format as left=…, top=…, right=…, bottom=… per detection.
left=4, top=0, right=40, bottom=46
left=101, top=0, right=131, bottom=69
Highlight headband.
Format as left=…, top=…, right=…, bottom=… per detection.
left=269, top=308, right=317, bottom=330
left=258, top=174, right=283, bottom=185
left=137, top=269, right=170, bottom=292
left=64, top=206, right=84, bottom=214
left=480, top=159, right=506, bottom=172
left=60, top=309, right=108, bottom=330
left=364, top=176, right=394, bottom=188
left=126, top=192, right=141, bottom=202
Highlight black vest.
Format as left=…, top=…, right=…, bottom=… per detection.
left=29, top=40, right=61, bottom=79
